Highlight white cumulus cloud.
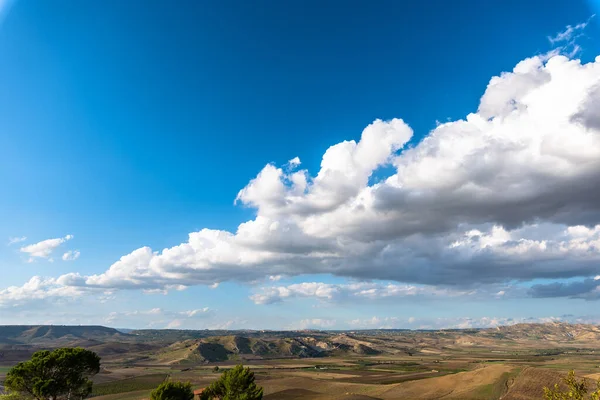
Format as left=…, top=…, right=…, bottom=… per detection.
left=4, top=51, right=600, bottom=303
left=20, top=235, right=74, bottom=260
left=0, top=276, right=84, bottom=308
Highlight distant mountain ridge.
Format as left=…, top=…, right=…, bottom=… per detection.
left=0, top=325, right=131, bottom=345
left=486, top=322, right=600, bottom=341
left=1, top=321, right=599, bottom=348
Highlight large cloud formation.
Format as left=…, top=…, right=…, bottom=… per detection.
left=4, top=53, right=600, bottom=304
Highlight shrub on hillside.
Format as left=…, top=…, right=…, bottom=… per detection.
left=200, top=365, right=263, bottom=400
left=150, top=381, right=194, bottom=400
left=544, top=370, right=600, bottom=400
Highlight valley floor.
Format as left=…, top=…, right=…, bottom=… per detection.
left=36, top=349, right=599, bottom=400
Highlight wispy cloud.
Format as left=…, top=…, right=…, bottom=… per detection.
left=292, top=318, right=336, bottom=330
left=547, top=15, right=595, bottom=56
left=548, top=18, right=593, bottom=44
left=7, top=236, right=27, bottom=246
left=105, top=307, right=213, bottom=329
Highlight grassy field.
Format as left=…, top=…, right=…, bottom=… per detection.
left=90, top=374, right=168, bottom=397
left=0, top=355, right=592, bottom=400
left=82, top=349, right=599, bottom=400
left=89, top=389, right=155, bottom=400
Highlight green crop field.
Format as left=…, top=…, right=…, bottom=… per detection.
left=90, top=374, right=168, bottom=397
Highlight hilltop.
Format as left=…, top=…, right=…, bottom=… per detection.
left=489, top=322, right=600, bottom=341
left=153, top=334, right=385, bottom=364
left=0, top=325, right=131, bottom=346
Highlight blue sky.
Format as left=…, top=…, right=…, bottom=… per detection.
left=1, top=0, right=600, bottom=330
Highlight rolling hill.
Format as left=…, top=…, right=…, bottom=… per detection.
left=153, top=334, right=385, bottom=363
left=2, top=321, right=600, bottom=358
left=0, top=325, right=132, bottom=346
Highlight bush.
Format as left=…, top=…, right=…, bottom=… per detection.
left=150, top=381, right=194, bottom=400
left=200, top=365, right=263, bottom=400
left=543, top=370, right=600, bottom=400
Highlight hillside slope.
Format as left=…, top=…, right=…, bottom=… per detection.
left=154, top=334, right=383, bottom=363
left=0, top=325, right=132, bottom=345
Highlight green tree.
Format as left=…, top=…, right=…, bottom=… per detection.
left=544, top=370, right=600, bottom=400
left=200, top=365, right=263, bottom=400
left=150, top=381, right=194, bottom=400
left=4, top=347, right=100, bottom=400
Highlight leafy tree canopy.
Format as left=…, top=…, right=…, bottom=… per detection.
left=200, top=365, right=263, bottom=400
left=4, top=347, right=101, bottom=400
left=150, top=380, right=194, bottom=400
left=544, top=370, right=600, bottom=400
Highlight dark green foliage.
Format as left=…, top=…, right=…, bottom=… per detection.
left=150, top=381, right=194, bottom=400
left=212, top=366, right=220, bottom=372
left=200, top=365, right=263, bottom=400
left=4, top=347, right=101, bottom=400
